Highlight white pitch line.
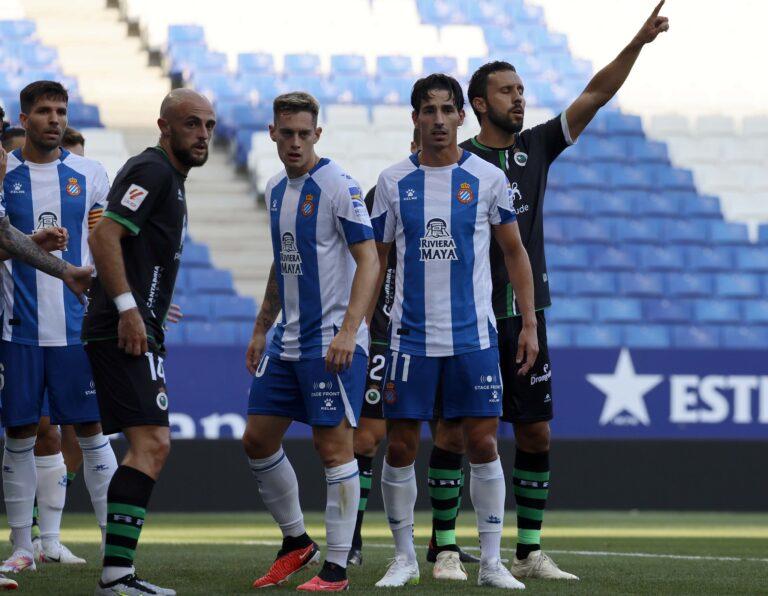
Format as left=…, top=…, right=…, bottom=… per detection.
left=241, top=540, right=768, bottom=564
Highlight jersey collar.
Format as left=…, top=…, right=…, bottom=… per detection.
left=153, top=145, right=187, bottom=179
left=410, top=149, right=471, bottom=168
left=12, top=147, right=69, bottom=164
left=470, top=135, right=517, bottom=152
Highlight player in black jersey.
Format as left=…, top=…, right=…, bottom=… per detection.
left=83, top=89, right=216, bottom=596
left=460, top=1, right=669, bottom=581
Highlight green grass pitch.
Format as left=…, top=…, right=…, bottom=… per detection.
left=4, top=511, right=767, bottom=594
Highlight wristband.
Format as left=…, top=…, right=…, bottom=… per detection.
left=114, top=292, right=137, bottom=313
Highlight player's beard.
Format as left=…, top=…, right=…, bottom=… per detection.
left=486, top=104, right=524, bottom=135
left=171, top=139, right=209, bottom=168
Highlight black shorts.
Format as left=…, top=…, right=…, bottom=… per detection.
left=84, top=340, right=170, bottom=435
left=498, top=310, right=553, bottom=424
left=360, top=342, right=388, bottom=419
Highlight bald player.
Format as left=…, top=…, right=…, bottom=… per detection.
left=83, top=89, right=216, bottom=596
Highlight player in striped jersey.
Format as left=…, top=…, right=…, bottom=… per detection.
left=242, top=92, right=380, bottom=592
left=370, top=75, right=537, bottom=589
left=0, top=82, right=118, bottom=574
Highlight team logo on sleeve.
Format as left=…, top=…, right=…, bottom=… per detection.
left=301, top=194, right=315, bottom=217
left=456, top=182, right=474, bottom=204
left=513, top=151, right=528, bottom=167
left=280, top=232, right=303, bottom=275
left=120, top=184, right=149, bottom=212
left=65, top=177, right=82, bottom=197
left=419, top=218, right=458, bottom=261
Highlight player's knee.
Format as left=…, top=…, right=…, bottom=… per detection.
left=435, top=422, right=465, bottom=455
left=515, top=422, right=550, bottom=453
left=151, top=434, right=171, bottom=466
left=353, top=428, right=381, bottom=457
left=465, top=431, right=498, bottom=464
left=385, top=433, right=418, bottom=467
left=34, top=426, right=61, bottom=456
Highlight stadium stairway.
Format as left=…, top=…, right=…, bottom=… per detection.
left=121, top=129, right=272, bottom=301
left=18, top=0, right=169, bottom=127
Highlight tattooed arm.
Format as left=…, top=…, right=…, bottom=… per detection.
left=0, top=216, right=92, bottom=302
left=245, top=263, right=281, bottom=374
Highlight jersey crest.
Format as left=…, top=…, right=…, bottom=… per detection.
left=65, top=177, right=82, bottom=197
left=456, top=181, right=474, bottom=204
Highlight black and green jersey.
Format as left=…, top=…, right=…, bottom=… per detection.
left=460, top=112, right=574, bottom=319
left=82, top=147, right=188, bottom=350
left=365, top=185, right=396, bottom=345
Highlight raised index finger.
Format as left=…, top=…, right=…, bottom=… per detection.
left=651, top=0, right=665, bottom=18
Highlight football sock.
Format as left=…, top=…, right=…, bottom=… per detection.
left=470, top=458, right=505, bottom=564
left=78, top=433, right=118, bottom=533
left=35, top=453, right=66, bottom=548
left=324, top=460, right=359, bottom=573
left=66, top=472, right=77, bottom=487
left=428, top=446, right=463, bottom=552
left=381, top=460, right=416, bottom=562
left=102, top=465, right=154, bottom=584
left=351, top=453, right=373, bottom=550
left=3, top=436, right=37, bottom=553
left=513, top=449, right=550, bottom=560
left=248, top=447, right=306, bottom=538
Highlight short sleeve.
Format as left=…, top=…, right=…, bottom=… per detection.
left=332, top=181, right=374, bottom=246
left=489, top=169, right=517, bottom=226
left=102, top=160, right=169, bottom=236
left=370, top=174, right=396, bottom=243
left=528, top=112, right=575, bottom=165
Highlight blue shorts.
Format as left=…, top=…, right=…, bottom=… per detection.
left=382, top=347, right=503, bottom=420
left=248, top=351, right=367, bottom=427
left=0, top=341, right=99, bottom=428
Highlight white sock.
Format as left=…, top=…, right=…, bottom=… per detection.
left=248, top=448, right=305, bottom=537
left=470, top=458, right=505, bottom=564
left=325, top=460, right=359, bottom=568
left=35, top=453, right=66, bottom=548
left=3, top=436, right=37, bottom=553
left=78, top=433, right=118, bottom=531
left=381, top=460, right=416, bottom=562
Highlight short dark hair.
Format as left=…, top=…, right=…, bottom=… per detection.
left=62, top=127, right=85, bottom=148
left=19, top=80, right=68, bottom=114
left=467, top=61, right=517, bottom=120
left=1, top=127, right=25, bottom=150
left=273, top=91, right=320, bottom=125
left=410, top=73, right=464, bottom=114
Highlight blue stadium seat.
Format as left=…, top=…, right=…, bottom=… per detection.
left=664, top=220, right=708, bottom=244
left=238, top=53, right=275, bottom=74
left=163, top=322, right=185, bottom=346
left=743, top=301, right=768, bottom=324
left=608, top=165, right=653, bottom=191
left=422, top=56, right=459, bottom=75
left=173, top=270, right=189, bottom=296
left=568, top=218, right=613, bottom=244
left=230, top=103, right=272, bottom=130
left=283, top=75, right=323, bottom=98
left=591, top=193, right=632, bottom=217
left=0, top=20, right=36, bottom=39
left=722, top=326, right=768, bottom=349
left=623, top=325, right=671, bottom=348
left=736, top=247, right=768, bottom=272
left=644, top=299, right=692, bottom=324
left=175, top=296, right=212, bottom=321
left=211, top=296, right=256, bottom=322
left=67, top=103, right=102, bottom=128
left=605, top=112, right=644, bottom=136
left=284, top=54, right=321, bottom=75
left=546, top=297, right=592, bottom=323
left=673, top=326, right=719, bottom=349
left=574, top=325, right=621, bottom=347
left=618, top=273, right=664, bottom=297
left=615, top=219, right=662, bottom=244
left=17, top=45, right=58, bottom=69
left=181, top=243, right=211, bottom=268
left=239, top=74, right=286, bottom=101
left=626, top=139, right=669, bottom=164
left=552, top=164, right=604, bottom=189
left=592, top=246, right=637, bottom=271
left=635, top=192, right=679, bottom=218
left=708, top=221, right=750, bottom=245
left=655, top=167, right=695, bottom=191
left=596, top=298, right=642, bottom=322
left=667, top=273, right=713, bottom=298
left=168, top=24, right=205, bottom=45
left=583, top=138, right=626, bottom=162
left=546, top=324, right=573, bottom=347
left=193, top=74, right=243, bottom=102
left=330, top=54, right=367, bottom=76
left=686, top=246, right=734, bottom=272
left=694, top=300, right=740, bottom=324
left=375, top=76, right=411, bottom=104
left=680, top=194, right=721, bottom=218
left=187, top=269, right=236, bottom=295
left=715, top=273, right=761, bottom=298
left=543, top=219, right=567, bottom=243
left=376, top=56, right=413, bottom=77
left=547, top=271, right=568, bottom=296
left=184, top=322, right=241, bottom=345
left=547, top=245, right=589, bottom=269
left=759, top=224, right=768, bottom=244
left=570, top=272, right=617, bottom=296
left=639, top=246, right=685, bottom=271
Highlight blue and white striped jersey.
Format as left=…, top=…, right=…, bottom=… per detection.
left=371, top=150, right=517, bottom=357
left=1, top=148, right=109, bottom=346
left=265, top=158, right=374, bottom=361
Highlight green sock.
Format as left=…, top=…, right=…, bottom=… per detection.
left=513, top=449, right=550, bottom=560
left=428, top=446, right=463, bottom=551
left=66, top=471, right=77, bottom=487
left=351, top=454, right=373, bottom=550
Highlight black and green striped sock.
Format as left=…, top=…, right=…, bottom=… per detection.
left=66, top=471, right=77, bottom=487
left=103, top=465, right=155, bottom=572
left=428, top=446, right=463, bottom=552
left=513, top=449, right=550, bottom=560
left=351, top=453, right=373, bottom=550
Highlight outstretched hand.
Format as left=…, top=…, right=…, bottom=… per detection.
left=634, top=0, right=670, bottom=45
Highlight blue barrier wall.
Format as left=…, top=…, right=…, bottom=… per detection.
left=163, top=347, right=768, bottom=440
